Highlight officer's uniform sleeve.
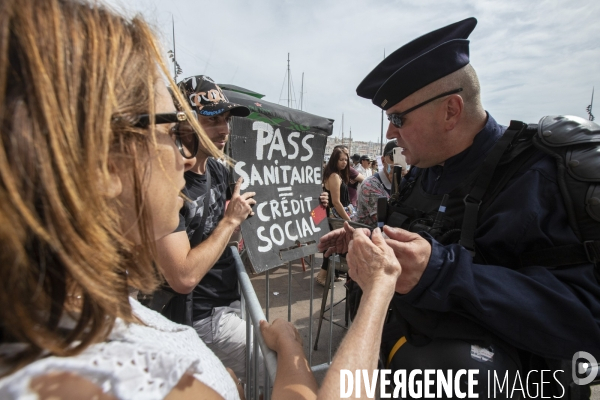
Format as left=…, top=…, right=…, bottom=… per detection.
left=398, top=158, right=600, bottom=360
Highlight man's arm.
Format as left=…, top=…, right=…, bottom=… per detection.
left=156, top=177, right=255, bottom=294
left=348, top=167, right=364, bottom=186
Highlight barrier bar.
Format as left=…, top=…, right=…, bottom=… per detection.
left=231, top=246, right=278, bottom=383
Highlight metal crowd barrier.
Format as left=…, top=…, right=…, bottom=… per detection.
left=232, top=244, right=348, bottom=399
left=232, top=246, right=277, bottom=400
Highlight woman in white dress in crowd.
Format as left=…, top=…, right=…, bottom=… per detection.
left=0, top=0, right=318, bottom=398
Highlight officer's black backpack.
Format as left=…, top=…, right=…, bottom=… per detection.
left=520, top=115, right=600, bottom=268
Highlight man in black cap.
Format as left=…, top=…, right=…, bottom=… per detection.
left=351, top=153, right=361, bottom=168
left=320, top=17, right=600, bottom=398
left=355, top=141, right=398, bottom=227
left=155, top=75, right=258, bottom=379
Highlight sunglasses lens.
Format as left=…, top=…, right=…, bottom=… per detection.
left=388, top=114, right=402, bottom=128
left=174, top=125, right=199, bottom=159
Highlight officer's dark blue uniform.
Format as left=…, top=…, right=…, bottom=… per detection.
left=396, top=112, right=600, bottom=359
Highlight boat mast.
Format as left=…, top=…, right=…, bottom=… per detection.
left=287, top=53, right=291, bottom=108
left=349, top=127, right=352, bottom=154
left=300, top=72, right=304, bottom=111
left=341, top=113, right=344, bottom=146
left=380, top=49, right=385, bottom=154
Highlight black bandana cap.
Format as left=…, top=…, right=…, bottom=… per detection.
left=177, top=75, right=250, bottom=117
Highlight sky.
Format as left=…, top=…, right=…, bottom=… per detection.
left=105, top=0, right=599, bottom=142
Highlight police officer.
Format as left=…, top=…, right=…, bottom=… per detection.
left=319, top=17, right=600, bottom=399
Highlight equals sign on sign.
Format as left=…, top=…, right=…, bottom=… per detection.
left=278, top=187, right=293, bottom=197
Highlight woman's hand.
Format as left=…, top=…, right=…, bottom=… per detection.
left=317, top=221, right=370, bottom=257
left=259, top=319, right=303, bottom=353
left=347, top=227, right=402, bottom=295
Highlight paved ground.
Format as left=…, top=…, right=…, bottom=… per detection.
left=248, top=253, right=600, bottom=399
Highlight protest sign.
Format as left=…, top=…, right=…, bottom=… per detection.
left=230, top=117, right=329, bottom=273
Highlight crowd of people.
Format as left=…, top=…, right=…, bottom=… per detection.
left=0, top=1, right=599, bottom=399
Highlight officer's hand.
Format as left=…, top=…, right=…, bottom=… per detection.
left=319, top=191, right=329, bottom=208
left=225, top=177, right=256, bottom=226
left=382, top=226, right=431, bottom=294
left=347, top=228, right=401, bottom=295
left=317, top=221, right=371, bottom=257
left=259, top=319, right=303, bottom=353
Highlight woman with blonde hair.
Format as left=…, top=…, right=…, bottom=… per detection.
left=0, top=0, right=317, bottom=398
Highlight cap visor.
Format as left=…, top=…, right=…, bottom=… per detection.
left=197, top=102, right=250, bottom=117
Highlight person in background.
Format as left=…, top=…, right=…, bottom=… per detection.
left=353, top=154, right=367, bottom=176
left=337, top=145, right=364, bottom=207
left=358, top=155, right=373, bottom=178
left=355, top=140, right=399, bottom=227
left=0, top=1, right=318, bottom=399
left=351, top=153, right=361, bottom=168
left=315, top=147, right=353, bottom=286
left=370, top=159, right=379, bottom=174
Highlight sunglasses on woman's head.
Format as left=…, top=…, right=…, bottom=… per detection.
left=133, top=111, right=199, bottom=159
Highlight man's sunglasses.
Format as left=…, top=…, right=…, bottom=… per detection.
left=387, top=88, right=463, bottom=128
left=133, top=111, right=199, bottom=159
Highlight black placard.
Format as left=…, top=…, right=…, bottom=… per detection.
left=230, top=118, right=330, bottom=273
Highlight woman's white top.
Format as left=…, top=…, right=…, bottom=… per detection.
left=0, top=298, right=240, bottom=400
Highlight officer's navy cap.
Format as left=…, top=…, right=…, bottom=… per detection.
left=356, top=17, right=477, bottom=110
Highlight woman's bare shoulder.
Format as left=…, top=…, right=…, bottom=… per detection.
left=328, top=172, right=341, bottom=182
left=324, top=172, right=341, bottom=190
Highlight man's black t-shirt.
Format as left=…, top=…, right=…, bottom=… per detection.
left=176, top=158, right=239, bottom=321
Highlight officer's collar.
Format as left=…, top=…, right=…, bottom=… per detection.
left=437, top=112, right=503, bottom=174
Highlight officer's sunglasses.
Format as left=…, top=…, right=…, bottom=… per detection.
left=134, top=110, right=199, bottom=159
left=387, top=88, right=463, bottom=128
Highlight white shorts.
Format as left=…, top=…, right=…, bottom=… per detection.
left=193, top=301, right=264, bottom=382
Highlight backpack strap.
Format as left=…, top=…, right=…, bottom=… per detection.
left=459, top=121, right=528, bottom=256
